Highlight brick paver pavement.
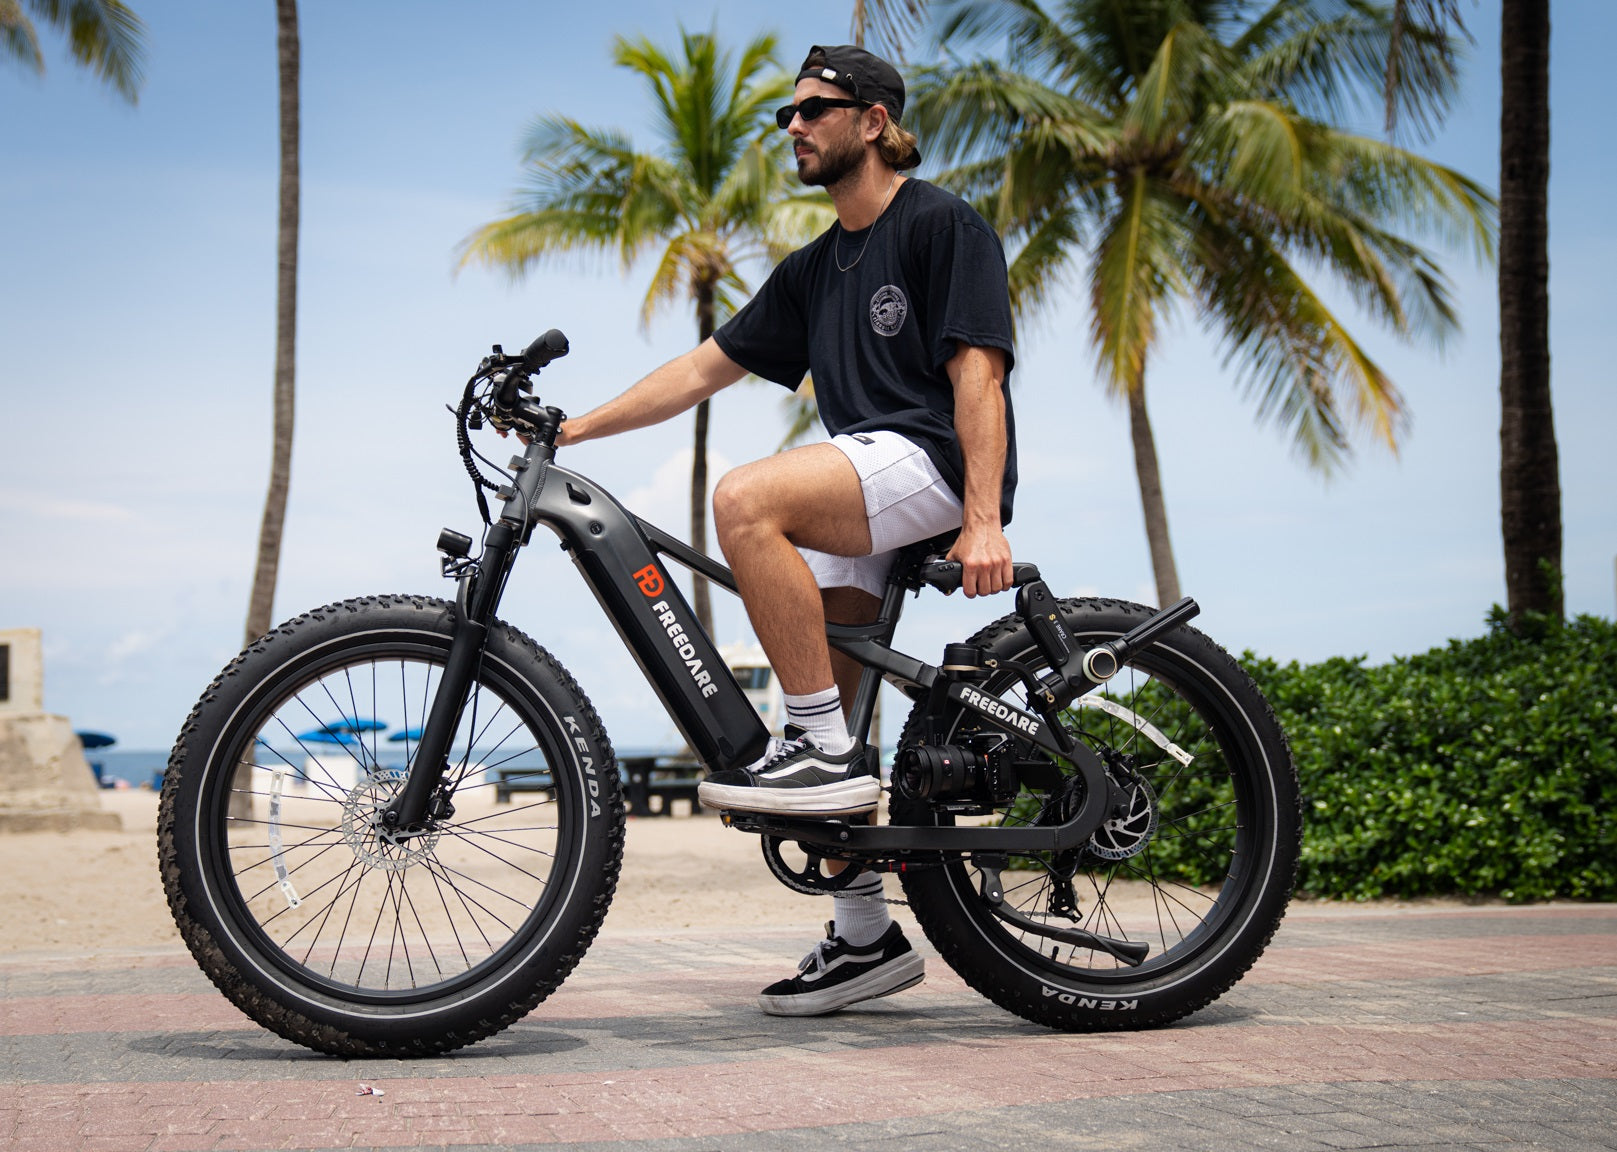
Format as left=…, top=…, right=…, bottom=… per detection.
left=2, top=903, right=1613, bottom=1150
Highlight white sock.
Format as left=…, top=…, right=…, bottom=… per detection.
left=784, top=687, right=854, bottom=755
left=833, top=872, right=892, bottom=946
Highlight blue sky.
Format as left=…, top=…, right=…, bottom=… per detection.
left=2, top=1, right=1613, bottom=750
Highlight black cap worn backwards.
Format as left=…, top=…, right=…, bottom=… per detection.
left=797, top=44, right=922, bottom=169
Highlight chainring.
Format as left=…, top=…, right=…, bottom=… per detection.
left=760, top=835, right=863, bottom=896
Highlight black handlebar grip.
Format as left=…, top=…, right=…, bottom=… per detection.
left=523, top=329, right=570, bottom=370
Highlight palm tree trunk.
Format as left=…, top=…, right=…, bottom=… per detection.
left=1126, top=370, right=1182, bottom=608
left=245, top=0, right=300, bottom=647
left=1498, top=0, right=1561, bottom=627
left=236, top=0, right=298, bottom=821
left=690, top=281, right=717, bottom=634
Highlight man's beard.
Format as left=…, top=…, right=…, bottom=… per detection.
left=796, top=119, right=866, bottom=188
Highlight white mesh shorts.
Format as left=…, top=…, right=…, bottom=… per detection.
left=799, top=430, right=964, bottom=598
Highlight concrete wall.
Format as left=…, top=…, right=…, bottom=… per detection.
left=0, top=628, right=44, bottom=715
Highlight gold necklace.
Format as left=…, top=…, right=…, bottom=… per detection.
left=835, top=172, right=900, bottom=272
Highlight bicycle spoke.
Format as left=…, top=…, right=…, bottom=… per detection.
left=214, top=648, right=567, bottom=997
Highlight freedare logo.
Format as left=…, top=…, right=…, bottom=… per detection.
left=649, top=600, right=719, bottom=699
left=633, top=564, right=665, bottom=597
left=957, top=685, right=1042, bottom=737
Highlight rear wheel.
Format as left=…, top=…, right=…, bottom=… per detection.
left=893, top=597, right=1299, bottom=1030
left=159, top=595, right=624, bottom=1055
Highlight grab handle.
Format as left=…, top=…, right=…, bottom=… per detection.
left=1081, top=597, right=1200, bottom=683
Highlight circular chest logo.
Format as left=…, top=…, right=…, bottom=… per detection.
left=869, top=285, right=908, bottom=337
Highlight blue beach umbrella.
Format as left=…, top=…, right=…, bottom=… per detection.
left=387, top=727, right=424, bottom=743
left=295, top=729, right=358, bottom=746
left=321, top=718, right=387, bottom=735
left=75, top=731, right=117, bottom=749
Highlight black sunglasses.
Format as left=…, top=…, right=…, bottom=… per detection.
left=775, top=96, right=869, bottom=130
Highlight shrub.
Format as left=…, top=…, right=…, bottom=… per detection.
left=1249, top=611, right=1617, bottom=901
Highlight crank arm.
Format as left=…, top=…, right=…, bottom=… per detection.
left=978, top=865, right=1149, bottom=967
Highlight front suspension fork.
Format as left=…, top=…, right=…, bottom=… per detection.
left=382, top=521, right=517, bottom=831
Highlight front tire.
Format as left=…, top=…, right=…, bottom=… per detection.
left=158, top=595, right=625, bottom=1056
left=893, top=598, right=1299, bottom=1031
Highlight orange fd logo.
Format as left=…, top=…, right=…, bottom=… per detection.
left=633, top=564, right=664, bottom=597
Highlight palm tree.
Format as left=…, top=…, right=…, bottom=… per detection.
left=1495, top=0, right=1559, bottom=626
left=1, top=0, right=144, bottom=100
left=853, top=0, right=928, bottom=57
left=911, top=0, right=1495, bottom=607
left=461, top=30, right=830, bottom=633
left=1384, top=2, right=1559, bottom=630
left=244, top=0, right=299, bottom=647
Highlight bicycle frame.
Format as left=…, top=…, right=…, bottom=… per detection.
left=388, top=428, right=1177, bottom=871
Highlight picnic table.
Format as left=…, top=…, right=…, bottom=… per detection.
left=491, top=747, right=708, bottom=817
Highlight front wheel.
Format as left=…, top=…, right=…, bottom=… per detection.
left=158, top=595, right=625, bottom=1056
left=893, top=597, right=1300, bottom=1031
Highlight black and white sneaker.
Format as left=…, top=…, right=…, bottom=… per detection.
left=698, top=735, right=879, bottom=816
left=758, top=921, right=925, bottom=1016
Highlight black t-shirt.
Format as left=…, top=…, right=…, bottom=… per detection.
left=714, top=179, right=1018, bottom=525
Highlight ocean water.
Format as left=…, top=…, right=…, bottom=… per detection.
left=83, top=749, right=170, bottom=789
left=80, top=746, right=559, bottom=790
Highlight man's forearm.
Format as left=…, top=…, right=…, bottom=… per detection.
left=561, top=338, right=742, bottom=444
left=950, top=345, right=1009, bottom=530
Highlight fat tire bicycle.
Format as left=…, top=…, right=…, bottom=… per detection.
left=158, top=331, right=1301, bottom=1056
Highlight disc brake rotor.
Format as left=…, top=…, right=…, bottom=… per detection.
left=339, top=766, right=441, bottom=871
left=1088, top=773, right=1158, bottom=861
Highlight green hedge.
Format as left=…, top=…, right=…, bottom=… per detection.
left=1248, top=611, right=1617, bottom=902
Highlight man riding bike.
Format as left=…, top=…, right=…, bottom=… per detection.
left=555, top=43, right=1017, bottom=1017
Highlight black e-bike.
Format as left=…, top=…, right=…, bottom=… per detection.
left=159, top=331, right=1301, bottom=1056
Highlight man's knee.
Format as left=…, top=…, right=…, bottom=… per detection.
left=713, top=465, right=766, bottom=542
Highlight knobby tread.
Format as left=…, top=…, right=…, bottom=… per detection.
left=158, top=595, right=626, bottom=1057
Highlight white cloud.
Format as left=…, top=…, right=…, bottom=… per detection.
left=0, top=490, right=137, bottom=523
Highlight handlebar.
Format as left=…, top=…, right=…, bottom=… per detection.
left=455, top=329, right=572, bottom=520
left=485, top=328, right=570, bottom=433
left=522, top=329, right=569, bottom=370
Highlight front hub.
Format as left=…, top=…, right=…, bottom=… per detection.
left=340, top=767, right=442, bottom=871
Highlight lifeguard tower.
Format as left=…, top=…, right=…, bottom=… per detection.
left=0, top=628, right=120, bottom=831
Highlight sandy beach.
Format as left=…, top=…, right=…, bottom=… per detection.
left=0, top=789, right=884, bottom=959
left=0, top=787, right=1522, bottom=963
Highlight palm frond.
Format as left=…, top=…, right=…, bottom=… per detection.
left=853, top=0, right=930, bottom=58
left=1089, top=170, right=1188, bottom=397
left=758, top=192, right=837, bottom=263
left=457, top=210, right=622, bottom=277
left=1003, top=201, right=1083, bottom=331
left=9, top=0, right=144, bottom=99
left=1123, top=19, right=1216, bottom=149
left=1, top=2, right=44, bottom=73
left=1235, top=0, right=1461, bottom=142
left=1306, top=129, right=1495, bottom=260
left=1383, top=0, right=1467, bottom=138
left=1188, top=99, right=1310, bottom=214
left=1192, top=217, right=1405, bottom=468
left=931, top=0, right=1090, bottom=89
left=708, top=135, right=792, bottom=230
left=908, top=59, right=1112, bottom=168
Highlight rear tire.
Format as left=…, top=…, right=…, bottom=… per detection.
left=158, top=595, right=624, bottom=1056
left=893, top=597, right=1299, bottom=1031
